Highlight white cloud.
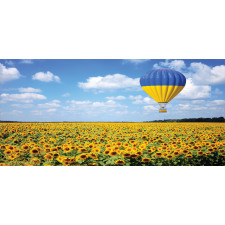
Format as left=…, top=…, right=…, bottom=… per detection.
left=62, top=93, right=70, bottom=97
left=192, top=100, right=206, bottom=104
left=153, top=60, right=225, bottom=86
left=106, top=96, right=126, bottom=100
left=0, top=63, right=21, bottom=83
left=64, top=100, right=127, bottom=114
left=18, top=87, right=41, bottom=93
left=153, top=59, right=186, bottom=71
left=46, top=108, right=57, bottom=112
left=20, top=59, right=33, bottom=64
left=176, top=100, right=225, bottom=112
left=178, top=104, right=208, bottom=111
left=132, top=97, right=155, bottom=105
left=190, top=63, right=225, bottom=85
left=5, top=60, right=14, bottom=66
left=178, top=78, right=211, bottom=99
left=143, top=105, right=158, bottom=111
left=38, top=100, right=61, bottom=108
left=206, top=100, right=225, bottom=107
left=123, top=59, right=150, bottom=64
left=78, top=74, right=139, bottom=90
left=32, top=71, right=61, bottom=83
left=11, top=104, right=34, bottom=108
left=0, top=93, right=46, bottom=103
left=129, top=95, right=143, bottom=100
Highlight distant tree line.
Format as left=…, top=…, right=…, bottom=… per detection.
left=147, top=117, right=225, bottom=123
left=1, top=117, right=225, bottom=123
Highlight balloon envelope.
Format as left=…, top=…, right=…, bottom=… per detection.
left=140, top=69, right=186, bottom=112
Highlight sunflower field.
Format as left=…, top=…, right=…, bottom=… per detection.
left=0, top=122, right=225, bottom=166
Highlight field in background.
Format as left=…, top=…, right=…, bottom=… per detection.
left=0, top=122, right=225, bottom=166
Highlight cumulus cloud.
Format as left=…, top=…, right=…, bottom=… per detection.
left=78, top=74, right=139, bottom=90
left=153, top=60, right=225, bottom=85
left=143, top=105, right=158, bottom=111
left=106, top=96, right=126, bottom=100
left=129, top=95, right=143, bottom=100
left=46, top=108, right=57, bottom=112
left=153, top=59, right=186, bottom=71
left=176, top=100, right=225, bottom=112
left=123, top=59, right=150, bottom=64
left=5, top=60, right=14, bottom=66
left=32, top=71, right=61, bottom=83
left=11, top=104, right=34, bottom=108
left=38, top=100, right=61, bottom=108
left=62, top=93, right=70, bottom=97
left=20, top=59, right=33, bottom=64
left=18, top=87, right=41, bottom=93
left=178, top=78, right=211, bottom=99
left=132, top=97, right=155, bottom=105
left=190, top=63, right=225, bottom=85
left=0, top=63, right=21, bottom=83
left=64, top=100, right=127, bottom=114
left=0, top=93, right=46, bottom=103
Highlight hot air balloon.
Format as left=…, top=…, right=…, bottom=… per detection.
left=140, top=69, right=186, bottom=113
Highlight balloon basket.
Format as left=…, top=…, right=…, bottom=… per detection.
left=158, top=103, right=167, bottom=113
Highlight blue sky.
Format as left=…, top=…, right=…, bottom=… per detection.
left=0, top=59, right=224, bottom=122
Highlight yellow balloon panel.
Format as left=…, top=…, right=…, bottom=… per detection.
left=142, top=86, right=184, bottom=103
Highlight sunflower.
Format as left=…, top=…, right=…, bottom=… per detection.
left=103, top=150, right=110, bottom=155
left=78, top=148, right=87, bottom=153
left=88, top=163, right=98, bottom=166
left=130, top=153, right=138, bottom=158
left=52, top=152, right=60, bottom=157
left=8, top=154, right=16, bottom=160
left=136, top=151, right=143, bottom=156
left=50, top=147, right=58, bottom=152
left=173, top=151, right=179, bottom=156
left=30, top=148, right=40, bottom=155
left=0, top=163, right=6, bottom=166
left=56, top=156, right=63, bottom=163
left=167, top=155, right=173, bottom=159
left=93, top=148, right=100, bottom=153
left=30, top=158, right=41, bottom=165
left=22, top=145, right=29, bottom=150
left=192, top=146, right=199, bottom=150
left=197, top=151, right=204, bottom=156
left=63, top=161, right=70, bottom=166
left=116, top=142, right=122, bottom=146
left=142, top=157, right=151, bottom=163
left=123, top=143, right=129, bottom=147
left=44, top=148, right=51, bottom=153
left=109, top=151, right=117, bottom=156
left=63, top=146, right=72, bottom=153
left=182, top=149, right=189, bottom=154
left=89, top=153, right=98, bottom=159
left=44, top=154, right=53, bottom=161
left=7, top=145, right=14, bottom=150
left=79, top=154, right=88, bottom=160
left=4, top=149, right=12, bottom=155
left=123, top=153, right=131, bottom=158
left=115, top=160, right=125, bottom=165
